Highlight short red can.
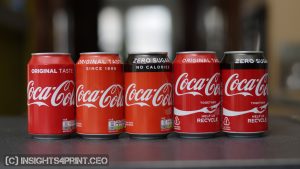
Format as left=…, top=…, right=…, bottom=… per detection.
left=125, top=52, right=173, bottom=139
left=221, top=51, right=268, bottom=137
left=173, top=51, right=221, bottom=138
left=76, top=52, right=124, bottom=139
left=27, top=53, right=75, bottom=139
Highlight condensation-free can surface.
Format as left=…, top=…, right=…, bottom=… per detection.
left=76, top=52, right=124, bottom=139
left=125, top=52, right=173, bottom=139
left=221, top=51, right=268, bottom=137
left=27, top=53, right=75, bottom=139
left=173, top=51, right=221, bottom=138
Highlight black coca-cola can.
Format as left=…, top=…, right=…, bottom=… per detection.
left=221, top=51, right=268, bottom=137
left=124, top=52, right=173, bottom=139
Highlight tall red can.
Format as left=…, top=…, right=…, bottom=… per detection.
left=221, top=51, right=268, bottom=137
left=125, top=52, right=173, bottom=139
left=76, top=52, right=124, bottom=139
left=27, top=53, right=75, bottom=139
left=173, top=51, right=221, bottom=138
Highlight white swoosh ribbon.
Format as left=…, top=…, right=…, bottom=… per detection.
left=27, top=102, right=49, bottom=107
left=174, top=102, right=220, bottom=116
left=223, top=103, right=268, bottom=117
left=126, top=102, right=150, bottom=107
left=77, top=103, right=97, bottom=108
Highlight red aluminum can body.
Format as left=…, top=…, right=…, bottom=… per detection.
left=125, top=52, right=173, bottom=139
left=221, top=51, right=268, bottom=137
left=173, top=51, right=221, bottom=138
left=27, top=53, right=75, bottom=139
left=76, top=52, right=124, bottom=139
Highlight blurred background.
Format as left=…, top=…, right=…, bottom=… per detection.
left=0, top=0, right=299, bottom=116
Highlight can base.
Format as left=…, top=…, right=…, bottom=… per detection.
left=129, top=134, right=169, bottom=140
left=79, top=134, right=120, bottom=140
left=177, top=132, right=218, bottom=139
left=225, top=132, right=266, bottom=138
left=30, top=134, right=70, bottom=140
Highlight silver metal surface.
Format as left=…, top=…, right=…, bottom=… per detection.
left=128, top=52, right=168, bottom=55
left=31, top=53, right=70, bottom=56
left=224, top=51, right=264, bottom=54
left=80, top=52, right=119, bottom=55
left=176, top=51, right=216, bottom=54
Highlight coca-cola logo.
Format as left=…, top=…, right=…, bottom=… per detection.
left=125, top=83, right=172, bottom=107
left=225, top=73, right=268, bottom=97
left=27, top=80, right=75, bottom=107
left=175, top=73, right=220, bottom=96
left=76, top=84, right=123, bottom=108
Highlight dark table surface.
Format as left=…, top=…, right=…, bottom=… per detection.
left=1, top=116, right=300, bottom=169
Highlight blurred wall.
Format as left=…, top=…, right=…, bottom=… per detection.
left=0, top=1, right=27, bottom=116
left=1, top=0, right=300, bottom=116
left=267, top=0, right=300, bottom=101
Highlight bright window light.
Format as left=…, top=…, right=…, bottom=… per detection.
left=98, top=7, right=122, bottom=52
left=126, top=6, right=172, bottom=55
left=53, top=9, right=69, bottom=52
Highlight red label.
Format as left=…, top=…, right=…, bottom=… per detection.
left=125, top=72, right=173, bottom=134
left=173, top=54, right=221, bottom=133
left=221, top=69, right=268, bottom=133
left=27, top=65, right=75, bottom=135
left=76, top=56, right=124, bottom=135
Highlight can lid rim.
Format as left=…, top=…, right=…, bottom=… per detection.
left=80, top=52, right=119, bottom=55
left=32, top=52, right=70, bottom=56
left=128, top=52, right=168, bottom=55
left=176, top=51, right=216, bottom=54
left=224, top=51, right=264, bottom=54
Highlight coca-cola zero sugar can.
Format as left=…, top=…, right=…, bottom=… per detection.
left=125, top=52, right=173, bottom=139
left=173, top=51, right=221, bottom=138
left=27, top=53, right=75, bottom=139
left=221, top=51, right=268, bottom=137
left=76, top=52, right=124, bottom=139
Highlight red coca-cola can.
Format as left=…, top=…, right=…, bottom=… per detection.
left=125, top=52, right=173, bottom=139
left=76, top=52, right=124, bottom=139
left=173, top=51, right=221, bottom=138
left=27, top=53, right=75, bottom=139
left=221, top=51, right=268, bottom=137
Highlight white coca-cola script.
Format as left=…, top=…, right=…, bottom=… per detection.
left=76, top=84, right=123, bottom=108
left=27, top=80, right=75, bottom=107
left=125, top=83, right=172, bottom=107
left=175, top=73, right=220, bottom=96
left=225, top=73, right=268, bottom=97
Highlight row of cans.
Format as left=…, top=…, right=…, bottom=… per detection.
left=27, top=51, right=268, bottom=139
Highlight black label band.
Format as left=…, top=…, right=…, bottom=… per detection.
left=124, top=63, right=172, bottom=72
left=221, top=63, right=267, bottom=69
